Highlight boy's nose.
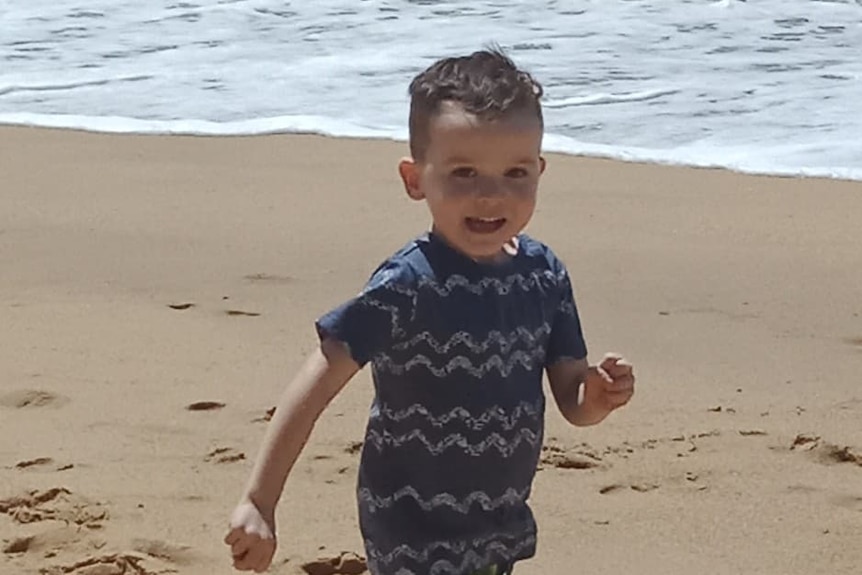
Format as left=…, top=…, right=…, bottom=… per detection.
left=475, top=175, right=504, bottom=197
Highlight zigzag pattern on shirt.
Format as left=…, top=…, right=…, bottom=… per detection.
left=417, top=270, right=562, bottom=297
left=364, top=428, right=540, bottom=457
left=366, top=532, right=536, bottom=569
left=378, top=280, right=421, bottom=297
left=361, top=296, right=407, bottom=338
left=373, top=348, right=546, bottom=378
left=559, top=299, right=576, bottom=316
left=392, top=324, right=552, bottom=355
left=419, top=539, right=535, bottom=575
left=370, top=269, right=564, bottom=299
left=378, top=400, right=541, bottom=431
left=358, top=485, right=531, bottom=514
left=385, top=539, right=535, bottom=575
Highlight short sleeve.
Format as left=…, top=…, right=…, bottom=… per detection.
left=544, top=257, right=588, bottom=366
left=315, top=259, right=417, bottom=367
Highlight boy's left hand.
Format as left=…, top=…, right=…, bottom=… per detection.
left=583, top=353, right=635, bottom=414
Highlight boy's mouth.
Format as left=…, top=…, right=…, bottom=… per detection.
left=465, top=217, right=507, bottom=234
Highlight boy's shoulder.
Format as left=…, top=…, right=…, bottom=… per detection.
left=517, top=233, right=570, bottom=275
left=361, top=235, right=429, bottom=292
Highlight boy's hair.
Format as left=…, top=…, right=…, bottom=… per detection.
left=407, top=48, right=544, bottom=160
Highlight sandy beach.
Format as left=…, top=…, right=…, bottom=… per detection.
left=1, top=126, right=861, bottom=575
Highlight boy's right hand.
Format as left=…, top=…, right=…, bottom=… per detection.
left=224, top=499, right=277, bottom=572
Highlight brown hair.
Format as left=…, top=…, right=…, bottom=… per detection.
left=407, top=48, right=544, bottom=160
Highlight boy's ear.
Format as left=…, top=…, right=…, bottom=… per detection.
left=539, top=155, right=547, bottom=174
left=398, top=158, right=424, bottom=201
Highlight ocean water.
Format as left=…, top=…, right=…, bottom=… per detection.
left=2, top=0, right=861, bottom=180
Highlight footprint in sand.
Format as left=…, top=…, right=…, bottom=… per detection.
left=300, top=551, right=368, bottom=575
left=39, top=552, right=173, bottom=575
left=14, top=457, right=55, bottom=470
left=707, top=405, right=737, bottom=414
left=3, top=537, right=32, bottom=555
left=599, top=484, right=626, bottom=495
left=252, top=407, right=276, bottom=423
left=629, top=482, right=661, bottom=493
left=2, top=525, right=104, bottom=557
left=13, top=457, right=74, bottom=472
left=0, top=488, right=107, bottom=527
left=344, top=441, right=363, bottom=455
left=205, top=447, right=245, bottom=464
left=0, top=389, right=69, bottom=409
left=570, top=431, right=726, bottom=462
left=791, top=434, right=862, bottom=466
left=225, top=309, right=261, bottom=317
left=738, top=429, right=768, bottom=437
left=599, top=482, right=660, bottom=495
left=167, top=302, right=195, bottom=311
left=131, top=538, right=196, bottom=566
left=538, top=444, right=602, bottom=470
left=185, top=401, right=225, bottom=412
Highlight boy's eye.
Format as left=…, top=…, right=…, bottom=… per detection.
left=505, top=167, right=529, bottom=178
left=451, top=167, right=477, bottom=178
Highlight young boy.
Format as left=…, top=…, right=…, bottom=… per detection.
left=224, top=49, right=635, bottom=575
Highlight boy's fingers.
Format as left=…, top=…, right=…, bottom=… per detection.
left=233, top=543, right=260, bottom=571
left=600, top=355, right=633, bottom=382
left=599, top=353, right=622, bottom=373
left=607, top=389, right=633, bottom=408
left=234, top=540, right=274, bottom=574
left=609, top=373, right=635, bottom=392
left=233, top=553, right=253, bottom=571
left=609, top=359, right=633, bottom=376
left=240, top=545, right=265, bottom=573
left=253, top=544, right=276, bottom=573
left=224, top=527, right=242, bottom=546
left=230, top=534, right=255, bottom=560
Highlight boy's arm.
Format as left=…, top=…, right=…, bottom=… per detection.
left=546, top=357, right=595, bottom=426
left=546, top=354, right=634, bottom=426
left=240, top=337, right=360, bottom=517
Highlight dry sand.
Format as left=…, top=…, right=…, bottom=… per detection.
left=1, top=126, right=861, bottom=575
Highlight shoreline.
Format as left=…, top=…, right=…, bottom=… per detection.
left=2, top=121, right=860, bottom=184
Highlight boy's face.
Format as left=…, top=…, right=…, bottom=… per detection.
left=399, top=102, right=545, bottom=262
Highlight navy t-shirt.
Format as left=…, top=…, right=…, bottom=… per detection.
left=316, top=231, right=587, bottom=575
